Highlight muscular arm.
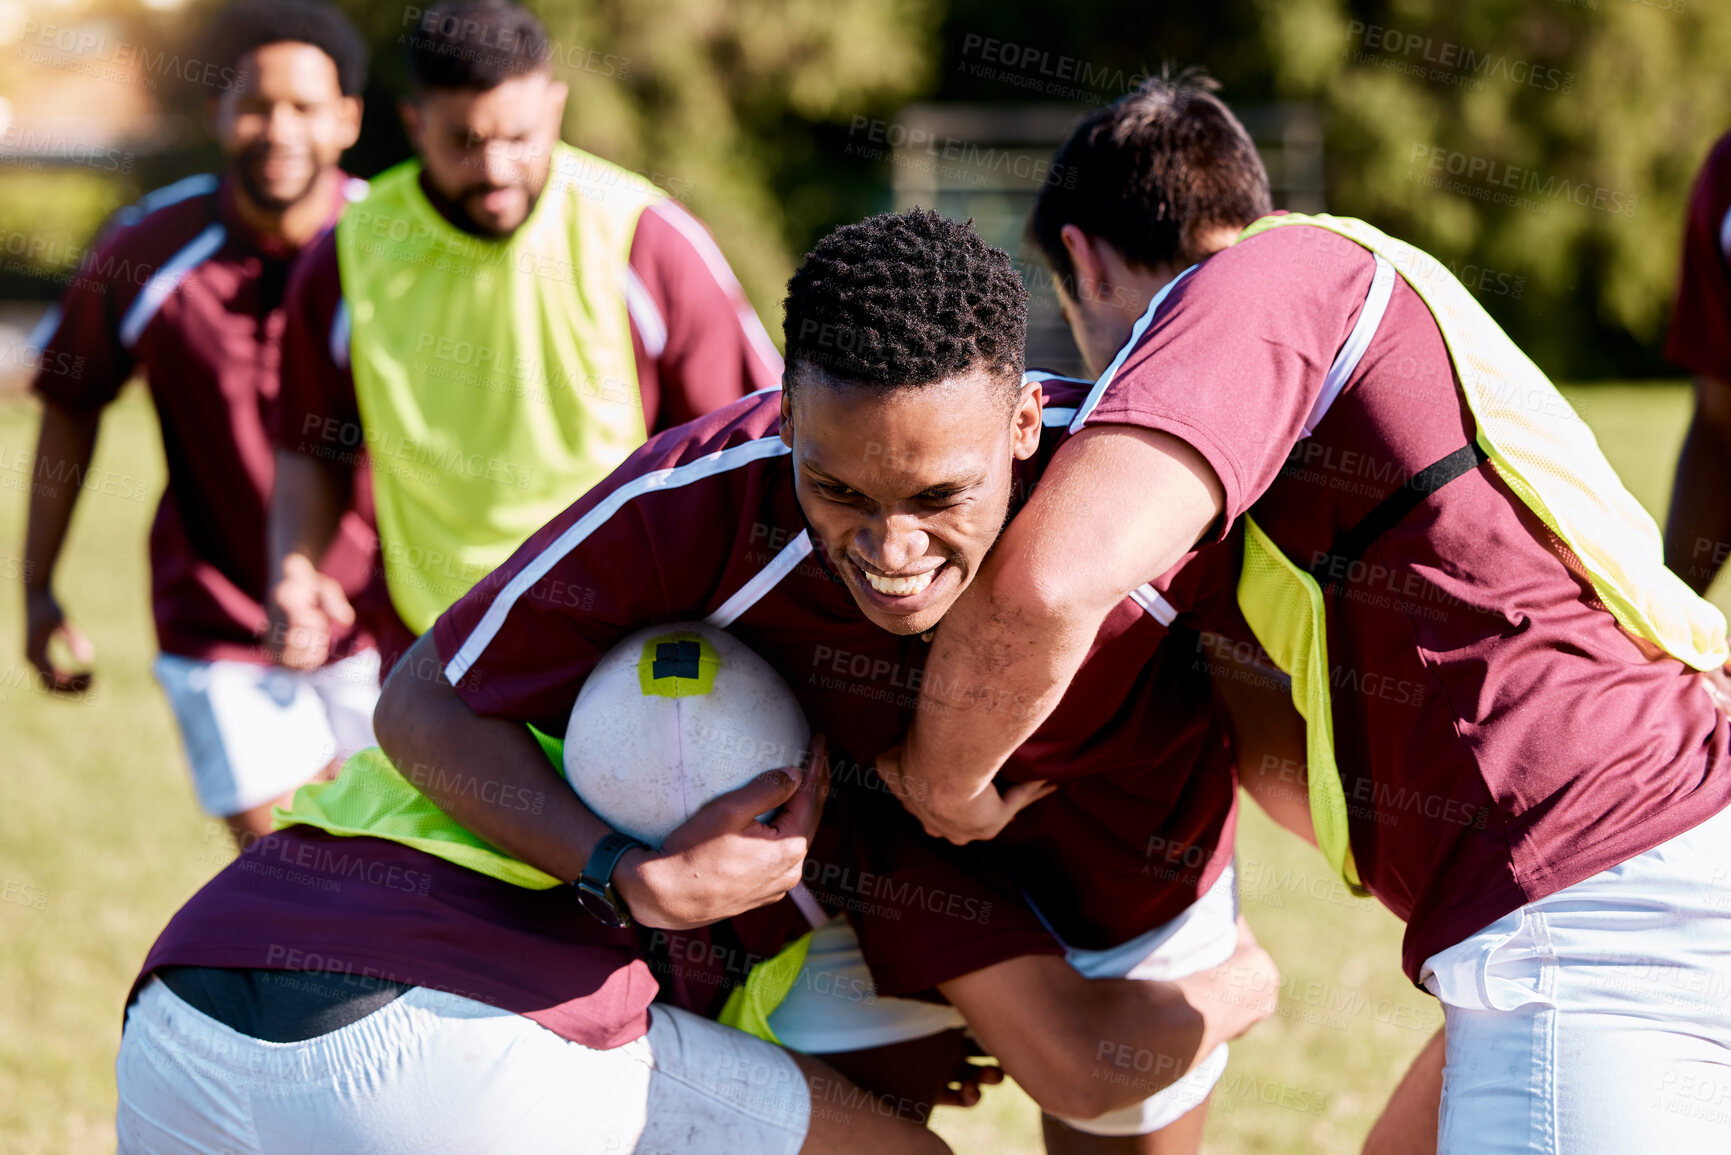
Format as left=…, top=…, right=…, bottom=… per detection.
left=374, top=632, right=822, bottom=930
left=1664, top=374, right=1731, bottom=594
left=897, top=425, right=1224, bottom=842
left=22, top=399, right=100, bottom=691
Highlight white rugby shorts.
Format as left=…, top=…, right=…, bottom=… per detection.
left=116, top=976, right=810, bottom=1154
left=151, top=649, right=380, bottom=817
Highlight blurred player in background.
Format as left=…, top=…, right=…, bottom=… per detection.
left=270, top=0, right=779, bottom=676
left=21, top=0, right=379, bottom=843
left=1663, top=129, right=1731, bottom=594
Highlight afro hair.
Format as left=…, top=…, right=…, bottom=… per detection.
left=203, top=0, right=369, bottom=97
left=783, top=208, right=1028, bottom=399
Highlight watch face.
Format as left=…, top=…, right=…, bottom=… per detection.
left=575, top=881, right=628, bottom=928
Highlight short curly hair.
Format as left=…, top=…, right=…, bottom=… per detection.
left=783, top=209, right=1028, bottom=400
left=203, top=0, right=369, bottom=97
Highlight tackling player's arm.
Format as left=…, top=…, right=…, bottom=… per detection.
left=893, top=424, right=1222, bottom=843
left=268, top=230, right=359, bottom=669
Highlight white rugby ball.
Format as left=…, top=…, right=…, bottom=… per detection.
left=563, top=622, right=811, bottom=847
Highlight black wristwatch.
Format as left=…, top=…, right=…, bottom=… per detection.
left=572, top=831, right=650, bottom=928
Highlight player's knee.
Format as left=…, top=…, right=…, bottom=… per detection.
left=1006, top=1043, right=1123, bottom=1121
left=1022, top=1069, right=1120, bottom=1123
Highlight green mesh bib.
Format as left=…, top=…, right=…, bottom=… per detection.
left=1231, top=213, right=1728, bottom=892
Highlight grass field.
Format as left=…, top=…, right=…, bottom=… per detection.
left=0, top=382, right=1720, bottom=1154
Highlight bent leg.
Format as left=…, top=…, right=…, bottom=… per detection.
left=1363, top=1027, right=1441, bottom=1155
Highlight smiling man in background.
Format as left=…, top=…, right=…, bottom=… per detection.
left=22, top=0, right=380, bottom=843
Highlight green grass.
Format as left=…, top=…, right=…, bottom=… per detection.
left=0, top=382, right=1719, bottom=1154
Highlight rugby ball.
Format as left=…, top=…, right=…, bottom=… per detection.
left=563, top=622, right=812, bottom=847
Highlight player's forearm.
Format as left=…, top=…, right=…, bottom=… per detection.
left=269, top=448, right=350, bottom=576
left=903, top=557, right=1100, bottom=801
left=903, top=425, right=1225, bottom=800
left=23, top=400, right=99, bottom=594
left=1664, top=390, right=1731, bottom=594
left=375, top=634, right=609, bottom=885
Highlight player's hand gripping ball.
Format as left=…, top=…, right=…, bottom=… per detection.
left=563, top=622, right=812, bottom=847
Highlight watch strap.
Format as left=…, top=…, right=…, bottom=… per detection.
left=579, top=831, right=649, bottom=894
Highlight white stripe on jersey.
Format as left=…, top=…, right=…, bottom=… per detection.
left=1023, top=369, right=1090, bottom=428
left=1023, top=369, right=1090, bottom=385
left=1302, top=254, right=1394, bottom=437
left=643, top=200, right=784, bottom=376
left=1128, top=583, right=1179, bottom=627
left=330, top=298, right=351, bottom=370
left=114, top=173, right=219, bottom=229
left=28, top=304, right=62, bottom=352
left=442, top=435, right=792, bottom=685
left=1069, top=265, right=1196, bottom=434
left=624, top=266, right=668, bottom=357
left=119, top=224, right=227, bottom=349
left=706, top=531, right=813, bottom=628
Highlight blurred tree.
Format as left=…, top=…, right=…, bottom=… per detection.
left=1274, top=0, right=1731, bottom=376
left=929, top=0, right=1731, bottom=378
left=6, top=0, right=1730, bottom=375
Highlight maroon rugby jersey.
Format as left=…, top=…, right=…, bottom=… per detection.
left=1075, top=219, right=1731, bottom=981
left=1666, top=130, right=1731, bottom=380
left=132, top=378, right=1238, bottom=1047
left=136, top=828, right=658, bottom=1049
left=134, top=793, right=1050, bottom=1047
left=432, top=377, right=1242, bottom=979
left=275, top=195, right=783, bottom=671
left=30, top=171, right=378, bottom=663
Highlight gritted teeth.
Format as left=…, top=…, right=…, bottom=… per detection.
left=863, top=565, right=938, bottom=597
